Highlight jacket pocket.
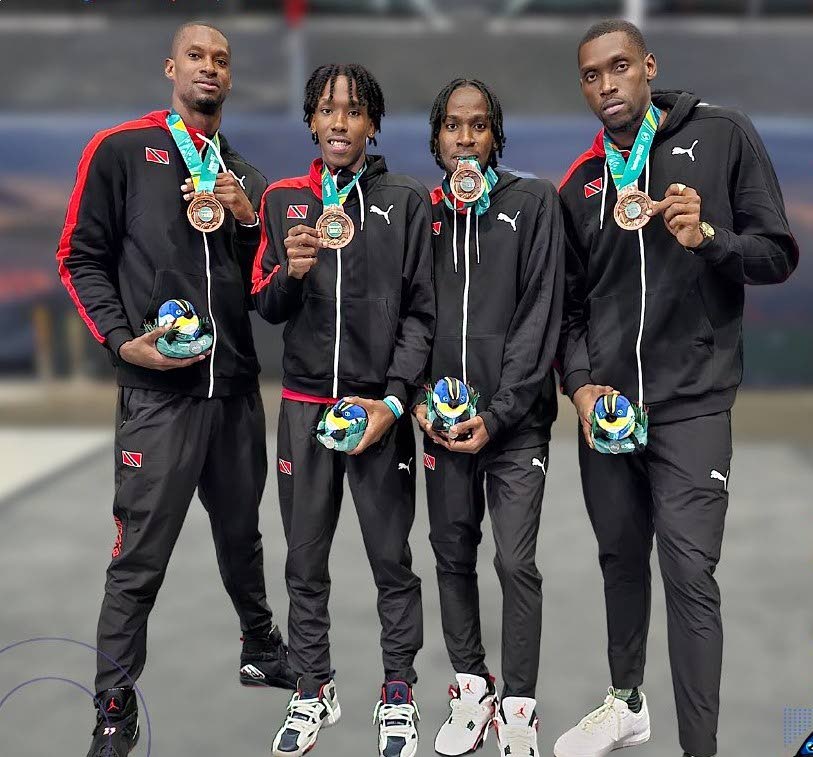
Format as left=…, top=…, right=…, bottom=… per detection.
left=339, top=297, right=395, bottom=385
left=283, top=292, right=336, bottom=381
left=586, top=293, right=640, bottom=394
left=142, top=269, right=209, bottom=324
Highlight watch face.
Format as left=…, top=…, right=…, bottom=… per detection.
left=701, top=221, right=715, bottom=239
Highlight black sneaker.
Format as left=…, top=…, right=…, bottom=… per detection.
left=86, top=688, right=139, bottom=757
left=240, top=624, right=298, bottom=690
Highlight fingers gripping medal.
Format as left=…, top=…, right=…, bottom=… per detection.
left=316, top=399, right=368, bottom=453
left=450, top=158, right=486, bottom=204
left=590, top=391, right=649, bottom=455
left=604, top=102, right=662, bottom=232
left=166, top=110, right=225, bottom=232
left=426, top=377, right=479, bottom=436
left=317, top=162, right=365, bottom=248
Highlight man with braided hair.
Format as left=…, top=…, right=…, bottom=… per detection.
left=251, top=63, right=435, bottom=757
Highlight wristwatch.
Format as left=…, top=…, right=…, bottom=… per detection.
left=687, top=221, right=715, bottom=252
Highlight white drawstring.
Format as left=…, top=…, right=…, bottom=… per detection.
left=634, top=157, right=650, bottom=407
left=475, top=213, right=480, bottom=264
left=599, top=160, right=608, bottom=231
left=462, top=208, right=472, bottom=385
left=356, top=179, right=365, bottom=230
left=199, top=134, right=228, bottom=174
left=452, top=211, right=459, bottom=273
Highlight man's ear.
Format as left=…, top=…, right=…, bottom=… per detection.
left=164, top=58, right=175, bottom=82
left=644, top=52, right=657, bottom=83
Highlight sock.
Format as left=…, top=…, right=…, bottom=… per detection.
left=613, top=687, right=642, bottom=713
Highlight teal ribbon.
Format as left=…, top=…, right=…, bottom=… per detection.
left=603, top=103, right=662, bottom=192
left=166, top=110, right=221, bottom=192
left=442, top=158, right=499, bottom=216
left=321, top=162, right=366, bottom=207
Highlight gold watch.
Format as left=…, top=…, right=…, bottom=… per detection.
left=699, top=221, right=715, bottom=242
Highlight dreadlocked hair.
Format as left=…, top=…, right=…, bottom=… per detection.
left=303, top=64, right=386, bottom=146
left=429, top=78, right=505, bottom=171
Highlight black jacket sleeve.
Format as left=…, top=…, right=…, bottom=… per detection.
left=692, top=113, right=798, bottom=285
left=479, top=184, right=565, bottom=440
left=384, top=188, right=436, bottom=406
left=556, top=196, right=593, bottom=399
left=57, top=133, right=133, bottom=356
left=233, top=167, right=267, bottom=303
left=251, top=188, right=304, bottom=324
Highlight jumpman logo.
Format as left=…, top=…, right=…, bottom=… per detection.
left=106, top=698, right=121, bottom=713
left=672, top=139, right=699, bottom=162
left=497, top=210, right=520, bottom=232
left=398, top=457, right=413, bottom=473
left=370, top=204, right=394, bottom=224
left=462, top=681, right=474, bottom=694
left=514, top=705, right=527, bottom=719
left=710, top=469, right=729, bottom=491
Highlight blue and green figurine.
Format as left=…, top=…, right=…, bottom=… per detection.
left=426, top=377, right=479, bottom=434
left=590, top=391, right=648, bottom=454
left=145, top=298, right=213, bottom=359
left=316, top=398, right=368, bottom=452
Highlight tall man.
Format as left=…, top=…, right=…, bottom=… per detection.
left=554, top=20, right=798, bottom=757
left=251, top=64, right=434, bottom=757
left=57, top=23, right=296, bottom=757
left=414, top=79, right=564, bottom=757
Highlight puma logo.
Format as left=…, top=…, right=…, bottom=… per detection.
left=398, top=457, right=413, bottom=473
left=672, top=139, right=699, bottom=162
left=370, top=204, right=394, bottom=224
left=228, top=170, right=247, bottom=189
left=497, top=210, right=520, bottom=232
left=710, top=469, right=729, bottom=491
left=532, top=457, right=547, bottom=475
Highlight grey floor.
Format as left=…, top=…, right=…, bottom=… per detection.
left=0, top=431, right=811, bottom=756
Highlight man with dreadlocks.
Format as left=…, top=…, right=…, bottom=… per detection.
left=413, top=78, right=564, bottom=757
left=251, top=63, right=434, bottom=757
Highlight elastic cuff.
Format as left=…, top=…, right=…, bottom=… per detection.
left=276, top=265, right=303, bottom=295
left=688, top=226, right=728, bottom=266
left=479, top=410, right=501, bottom=440
left=238, top=212, right=261, bottom=229
left=384, top=380, right=408, bottom=407
left=106, top=327, right=135, bottom=358
left=563, top=369, right=592, bottom=399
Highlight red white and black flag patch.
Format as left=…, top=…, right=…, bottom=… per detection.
left=278, top=458, right=293, bottom=476
left=423, top=452, right=436, bottom=471
left=432, top=221, right=442, bottom=236
left=583, top=177, right=603, bottom=199
left=145, top=147, right=170, bottom=165
left=121, top=450, right=143, bottom=468
left=286, top=204, right=309, bottom=220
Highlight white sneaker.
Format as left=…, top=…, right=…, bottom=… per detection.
left=434, top=674, right=496, bottom=756
left=271, top=679, right=341, bottom=757
left=553, top=688, right=651, bottom=757
left=493, top=696, right=539, bottom=757
left=372, top=681, right=420, bottom=757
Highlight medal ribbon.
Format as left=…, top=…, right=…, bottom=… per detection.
left=603, top=102, right=662, bottom=192
left=442, top=158, right=499, bottom=216
left=166, top=110, right=221, bottom=193
left=321, top=163, right=366, bottom=208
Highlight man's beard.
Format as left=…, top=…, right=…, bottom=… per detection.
left=182, top=88, right=225, bottom=116
left=603, top=102, right=648, bottom=140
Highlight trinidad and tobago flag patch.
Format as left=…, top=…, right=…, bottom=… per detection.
left=145, top=147, right=170, bottom=165
left=121, top=450, right=142, bottom=468
left=432, top=221, right=442, bottom=236
left=423, top=452, right=436, bottom=471
left=278, top=458, right=293, bottom=476
left=286, top=204, right=309, bottom=220
left=583, top=177, right=603, bottom=198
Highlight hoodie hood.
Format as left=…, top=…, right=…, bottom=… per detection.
left=141, top=108, right=240, bottom=161
left=307, top=153, right=388, bottom=201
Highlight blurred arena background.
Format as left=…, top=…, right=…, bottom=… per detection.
left=1, top=2, right=811, bottom=756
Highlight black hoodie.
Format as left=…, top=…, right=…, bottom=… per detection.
left=251, top=155, right=435, bottom=406
left=428, top=171, right=565, bottom=448
left=558, top=91, right=798, bottom=423
left=57, top=110, right=266, bottom=398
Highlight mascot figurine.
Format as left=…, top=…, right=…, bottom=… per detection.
left=148, top=298, right=213, bottom=359
left=590, top=391, right=648, bottom=455
left=316, top=399, right=368, bottom=453
left=426, top=377, right=479, bottom=437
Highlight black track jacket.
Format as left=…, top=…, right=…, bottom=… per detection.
left=558, top=90, right=798, bottom=423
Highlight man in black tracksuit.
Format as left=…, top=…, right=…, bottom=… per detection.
left=58, top=24, right=295, bottom=757
left=415, top=79, right=564, bottom=757
left=251, top=65, right=433, bottom=757
left=554, top=22, right=798, bottom=757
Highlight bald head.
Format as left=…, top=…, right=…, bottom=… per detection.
left=170, top=22, right=229, bottom=59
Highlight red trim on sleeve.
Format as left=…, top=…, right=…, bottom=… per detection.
left=56, top=118, right=157, bottom=344
left=558, top=129, right=606, bottom=192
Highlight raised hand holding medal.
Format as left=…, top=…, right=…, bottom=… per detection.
left=604, top=102, right=661, bottom=231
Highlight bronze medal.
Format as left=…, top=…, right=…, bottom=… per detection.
left=614, top=188, right=653, bottom=231
left=317, top=206, right=354, bottom=249
left=188, top=192, right=225, bottom=232
left=450, top=163, right=485, bottom=203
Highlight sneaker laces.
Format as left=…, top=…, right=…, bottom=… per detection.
left=283, top=693, right=333, bottom=733
left=579, top=688, right=625, bottom=736
left=372, top=700, right=420, bottom=739
left=499, top=723, right=537, bottom=756
left=449, top=696, right=489, bottom=725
